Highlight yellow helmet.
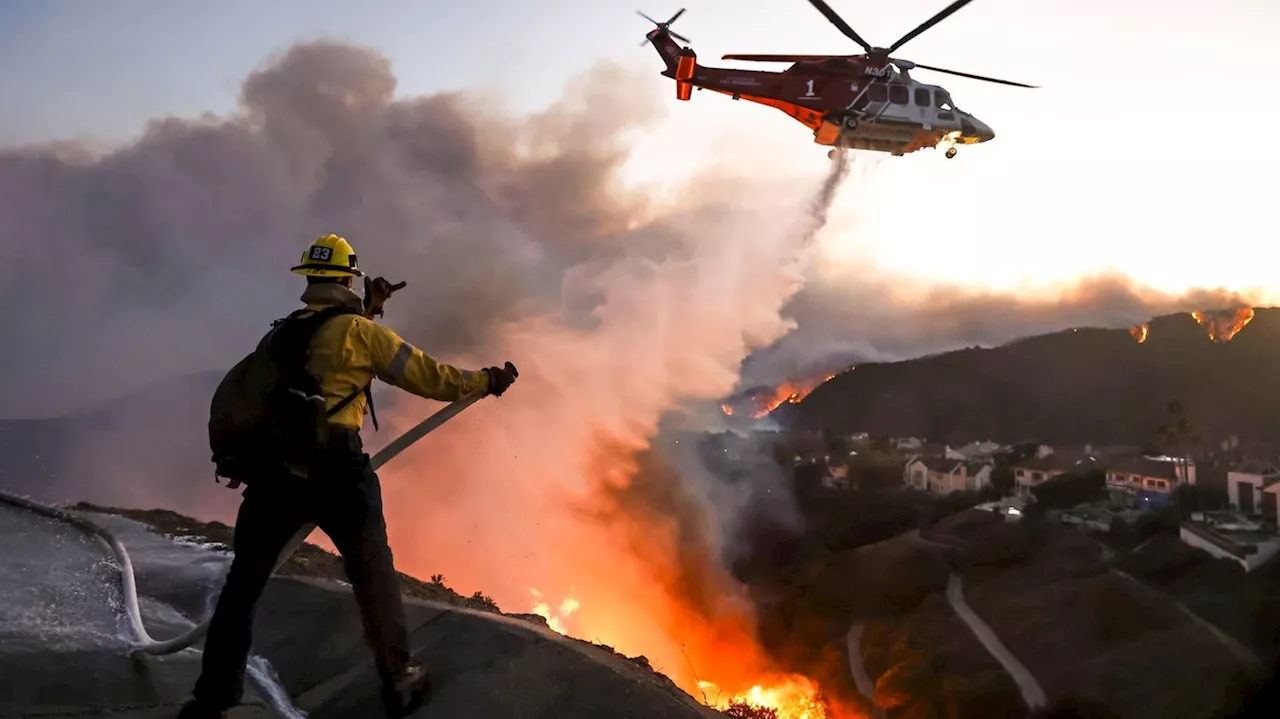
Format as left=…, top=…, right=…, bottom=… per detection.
left=291, top=234, right=364, bottom=277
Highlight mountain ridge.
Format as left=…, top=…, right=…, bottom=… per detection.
left=791, top=307, right=1280, bottom=446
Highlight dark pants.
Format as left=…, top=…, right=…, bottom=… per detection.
left=192, top=442, right=410, bottom=709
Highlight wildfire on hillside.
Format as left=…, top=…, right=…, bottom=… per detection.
left=699, top=677, right=832, bottom=719
left=753, top=375, right=836, bottom=417
left=1130, top=323, right=1149, bottom=343
left=1191, top=307, right=1255, bottom=343
left=723, top=369, right=849, bottom=419
left=523, top=585, right=842, bottom=719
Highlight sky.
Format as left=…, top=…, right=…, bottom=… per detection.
left=3, top=0, right=1278, bottom=312
left=4, top=0, right=1278, bottom=298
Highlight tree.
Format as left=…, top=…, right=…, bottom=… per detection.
left=848, top=452, right=905, bottom=491
left=821, top=427, right=851, bottom=456
left=792, top=461, right=826, bottom=498
left=1174, top=482, right=1227, bottom=512
left=990, top=464, right=1015, bottom=495
left=1157, top=399, right=1200, bottom=484
left=1031, top=469, right=1106, bottom=509
left=1158, top=399, right=1201, bottom=512
left=723, top=701, right=779, bottom=719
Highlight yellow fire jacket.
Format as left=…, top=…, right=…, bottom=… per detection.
left=300, top=283, right=491, bottom=430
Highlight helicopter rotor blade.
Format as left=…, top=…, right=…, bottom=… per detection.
left=637, top=8, right=691, bottom=46
left=804, top=0, right=873, bottom=53
left=722, top=53, right=847, bottom=62
left=887, top=0, right=976, bottom=54
left=909, top=61, right=1038, bottom=88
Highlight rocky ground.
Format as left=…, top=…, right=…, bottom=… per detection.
left=0, top=501, right=724, bottom=719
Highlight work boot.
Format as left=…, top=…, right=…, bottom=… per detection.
left=175, top=700, right=227, bottom=719
left=381, top=660, right=431, bottom=718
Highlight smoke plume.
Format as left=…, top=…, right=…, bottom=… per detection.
left=740, top=268, right=1253, bottom=389
left=0, top=40, right=854, bottom=706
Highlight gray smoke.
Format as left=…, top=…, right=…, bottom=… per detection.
left=741, top=271, right=1250, bottom=389
left=0, top=42, right=665, bottom=419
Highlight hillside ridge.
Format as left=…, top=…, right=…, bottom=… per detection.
left=793, top=307, right=1280, bottom=445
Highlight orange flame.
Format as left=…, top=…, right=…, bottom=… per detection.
left=700, top=676, right=840, bottom=719
left=751, top=375, right=834, bottom=417
left=724, top=370, right=845, bottom=419
left=1190, top=308, right=1255, bottom=343
left=1130, top=323, right=1149, bottom=343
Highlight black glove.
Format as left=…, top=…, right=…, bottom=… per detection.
left=483, top=362, right=518, bottom=397
left=363, top=277, right=407, bottom=318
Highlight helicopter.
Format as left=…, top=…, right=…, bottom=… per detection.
left=639, top=0, right=1037, bottom=159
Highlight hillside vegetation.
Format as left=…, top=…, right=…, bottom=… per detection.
left=794, top=309, right=1280, bottom=445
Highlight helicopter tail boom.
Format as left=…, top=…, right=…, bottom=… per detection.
left=645, top=27, right=698, bottom=101
left=645, top=26, right=686, bottom=72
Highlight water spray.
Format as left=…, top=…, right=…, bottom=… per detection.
left=0, top=392, right=486, bottom=657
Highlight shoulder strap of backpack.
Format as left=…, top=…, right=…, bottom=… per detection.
left=275, top=306, right=381, bottom=432
left=326, top=382, right=378, bottom=431
left=267, top=307, right=347, bottom=366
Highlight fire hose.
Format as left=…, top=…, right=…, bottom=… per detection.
left=0, top=391, right=484, bottom=657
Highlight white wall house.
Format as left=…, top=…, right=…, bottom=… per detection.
left=905, top=458, right=992, bottom=495
left=1180, top=521, right=1280, bottom=572
left=1227, top=461, right=1280, bottom=517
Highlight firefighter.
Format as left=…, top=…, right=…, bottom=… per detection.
left=179, top=234, right=518, bottom=718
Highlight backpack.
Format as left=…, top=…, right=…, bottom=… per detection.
left=208, top=306, right=377, bottom=488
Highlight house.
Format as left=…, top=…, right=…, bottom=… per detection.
left=1086, top=444, right=1144, bottom=462
left=822, top=461, right=851, bottom=489
left=1180, top=513, right=1280, bottom=572
left=1227, top=461, right=1280, bottom=518
left=894, top=437, right=925, bottom=452
left=952, top=440, right=1002, bottom=465
left=906, top=442, right=955, bottom=459
left=1059, top=506, right=1117, bottom=532
left=967, top=463, right=994, bottom=491
left=905, top=458, right=992, bottom=495
left=1105, top=456, right=1195, bottom=509
left=1012, top=452, right=1099, bottom=499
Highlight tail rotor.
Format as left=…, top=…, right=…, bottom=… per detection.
left=639, top=8, right=691, bottom=46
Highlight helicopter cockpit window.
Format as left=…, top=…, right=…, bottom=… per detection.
left=889, top=85, right=908, bottom=104
left=867, top=83, right=888, bottom=103
left=934, top=90, right=954, bottom=111
left=914, top=88, right=930, bottom=106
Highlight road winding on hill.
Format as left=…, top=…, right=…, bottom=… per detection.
left=842, top=527, right=1049, bottom=715
left=944, top=573, right=1048, bottom=710
left=1113, top=569, right=1261, bottom=672
left=918, top=527, right=1049, bottom=710
left=843, top=623, right=886, bottom=719
left=1082, top=535, right=1261, bottom=673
